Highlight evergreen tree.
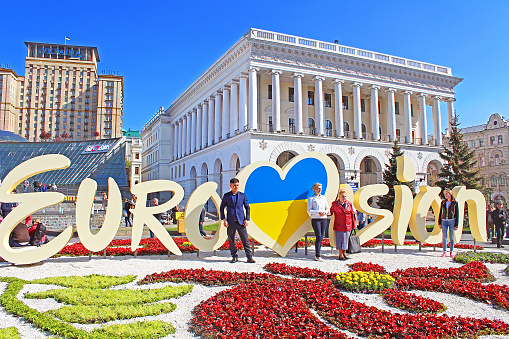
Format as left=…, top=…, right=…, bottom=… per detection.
left=435, top=115, right=481, bottom=190
left=378, top=140, right=414, bottom=212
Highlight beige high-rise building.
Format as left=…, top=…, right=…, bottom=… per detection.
left=0, top=42, right=123, bottom=141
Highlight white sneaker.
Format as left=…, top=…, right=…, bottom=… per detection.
left=315, top=257, right=323, bottom=261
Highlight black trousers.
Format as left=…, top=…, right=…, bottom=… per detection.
left=227, top=221, right=252, bottom=258
left=496, top=224, right=506, bottom=245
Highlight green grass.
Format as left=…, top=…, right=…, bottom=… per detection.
left=91, top=320, right=175, bottom=339
left=0, top=327, right=20, bottom=339
left=165, top=222, right=219, bottom=232
left=32, top=275, right=136, bottom=289
left=49, top=302, right=177, bottom=324
left=25, top=284, right=193, bottom=306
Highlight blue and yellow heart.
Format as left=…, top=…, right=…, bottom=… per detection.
left=242, top=153, right=338, bottom=253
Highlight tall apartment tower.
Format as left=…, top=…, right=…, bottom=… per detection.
left=0, top=42, right=123, bottom=141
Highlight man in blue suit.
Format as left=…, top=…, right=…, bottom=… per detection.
left=220, top=178, right=254, bottom=263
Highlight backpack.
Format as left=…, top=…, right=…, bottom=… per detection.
left=30, top=223, right=47, bottom=246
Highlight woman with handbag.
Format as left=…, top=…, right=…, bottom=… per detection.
left=307, top=183, right=330, bottom=261
left=330, top=189, right=356, bottom=260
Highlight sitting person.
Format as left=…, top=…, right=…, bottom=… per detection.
left=29, top=218, right=48, bottom=246
left=9, top=222, right=30, bottom=247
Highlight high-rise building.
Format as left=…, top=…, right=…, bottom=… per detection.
left=0, top=42, right=123, bottom=142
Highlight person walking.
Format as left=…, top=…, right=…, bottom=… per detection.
left=151, top=198, right=162, bottom=239
left=330, top=189, right=356, bottom=260
left=123, top=198, right=132, bottom=227
left=438, top=189, right=459, bottom=257
left=357, top=210, right=366, bottom=230
left=23, top=180, right=29, bottom=193
left=199, top=208, right=207, bottom=236
left=486, top=204, right=494, bottom=241
left=101, top=192, right=108, bottom=211
left=307, top=183, right=330, bottom=261
left=220, top=178, right=254, bottom=263
left=492, top=202, right=507, bottom=248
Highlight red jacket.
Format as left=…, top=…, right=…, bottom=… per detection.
left=330, top=200, right=356, bottom=232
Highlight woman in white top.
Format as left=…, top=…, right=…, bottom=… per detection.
left=307, top=183, right=330, bottom=261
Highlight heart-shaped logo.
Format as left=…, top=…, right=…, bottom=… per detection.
left=237, top=152, right=339, bottom=257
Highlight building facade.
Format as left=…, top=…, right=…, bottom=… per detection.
left=141, top=107, right=172, bottom=197
left=147, top=29, right=462, bottom=202
left=0, top=42, right=123, bottom=142
left=122, top=129, right=143, bottom=187
left=462, top=113, right=509, bottom=203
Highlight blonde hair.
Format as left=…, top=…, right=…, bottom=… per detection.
left=34, top=218, right=41, bottom=224
left=443, top=189, right=455, bottom=201
left=311, top=183, right=322, bottom=190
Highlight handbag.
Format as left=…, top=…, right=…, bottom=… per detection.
left=346, top=229, right=361, bottom=254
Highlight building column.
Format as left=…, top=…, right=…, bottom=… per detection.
left=208, top=96, right=215, bottom=146
left=186, top=113, right=192, bottom=155
left=352, top=82, right=363, bottom=139
left=446, top=98, right=456, bottom=136
left=403, top=90, right=413, bottom=143
left=230, top=80, right=239, bottom=136
left=334, top=79, right=344, bottom=137
left=222, top=86, right=230, bottom=140
left=432, top=96, right=442, bottom=145
left=248, top=67, right=259, bottom=130
left=191, top=109, right=197, bottom=152
left=178, top=120, right=183, bottom=158
left=173, top=123, right=178, bottom=160
left=202, top=101, right=208, bottom=149
left=182, top=115, right=188, bottom=157
left=370, top=85, right=380, bottom=140
left=215, top=92, right=222, bottom=143
left=239, top=74, right=248, bottom=132
left=196, top=105, right=202, bottom=150
left=418, top=93, right=427, bottom=145
left=386, top=88, right=397, bottom=141
left=315, top=76, right=325, bottom=136
left=271, top=70, right=282, bottom=132
left=293, top=73, right=304, bottom=134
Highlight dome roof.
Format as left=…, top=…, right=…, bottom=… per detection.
left=0, top=130, right=27, bottom=142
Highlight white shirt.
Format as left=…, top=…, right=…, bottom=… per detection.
left=307, top=194, right=330, bottom=219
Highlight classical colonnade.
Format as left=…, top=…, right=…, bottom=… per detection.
left=172, top=67, right=456, bottom=160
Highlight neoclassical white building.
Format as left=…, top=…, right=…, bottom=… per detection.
left=144, top=29, right=462, bottom=202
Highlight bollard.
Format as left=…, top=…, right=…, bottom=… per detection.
left=88, top=251, right=92, bottom=260
left=474, top=239, right=477, bottom=253
left=214, top=250, right=216, bottom=256
left=305, top=234, right=308, bottom=256
left=134, top=250, right=138, bottom=257
left=433, top=245, right=436, bottom=251
left=168, top=251, right=171, bottom=257
left=103, top=248, right=107, bottom=258
left=381, top=233, right=385, bottom=252
left=295, top=240, right=298, bottom=252
left=394, top=245, right=397, bottom=253
left=197, top=249, right=200, bottom=258
left=418, top=241, right=422, bottom=252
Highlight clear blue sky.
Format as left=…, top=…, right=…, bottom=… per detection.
left=1, top=0, right=508, bottom=131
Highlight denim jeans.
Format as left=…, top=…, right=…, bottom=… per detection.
left=311, top=218, right=329, bottom=258
left=442, top=219, right=456, bottom=252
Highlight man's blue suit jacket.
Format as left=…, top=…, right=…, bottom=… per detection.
left=220, top=191, right=250, bottom=225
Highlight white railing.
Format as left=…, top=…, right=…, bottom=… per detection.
left=250, top=28, right=452, bottom=75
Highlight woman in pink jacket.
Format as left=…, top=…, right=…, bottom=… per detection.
left=329, top=189, right=356, bottom=260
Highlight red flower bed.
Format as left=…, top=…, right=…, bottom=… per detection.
left=57, top=237, right=253, bottom=257
left=191, top=280, right=349, bottom=339
left=382, top=289, right=446, bottom=313
left=361, top=239, right=419, bottom=247
left=395, top=277, right=509, bottom=310
left=347, top=261, right=387, bottom=274
left=264, top=263, right=336, bottom=280
left=422, top=243, right=484, bottom=250
left=392, top=262, right=494, bottom=282
left=138, top=268, right=277, bottom=286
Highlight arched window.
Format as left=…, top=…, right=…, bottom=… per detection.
left=343, top=122, right=350, bottom=131
left=308, top=118, right=315, bottom=135
left=362, top=124, right=367, bottom=138
left=495, top=153, right=501, bottom=165
left=500, top=176, right=506, bottom=186
left=325, top=120, right=332, bottom=136
left=492, top=176, right=498, bottom=187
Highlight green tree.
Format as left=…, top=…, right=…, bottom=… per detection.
left=435, top=115, right=481, bottom=191
left=378, top=140, right=414, bottom=212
